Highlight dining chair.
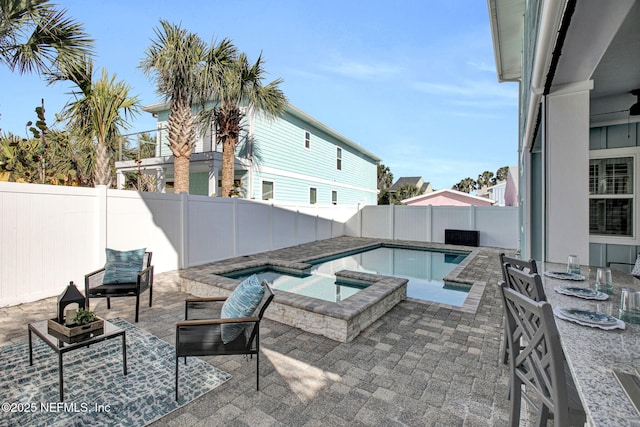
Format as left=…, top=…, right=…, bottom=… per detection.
left=499, top=253, right=539, bottom=285
left=499, top=271, right=585, bottom=427
left=499, top=253, right=543, bottom=364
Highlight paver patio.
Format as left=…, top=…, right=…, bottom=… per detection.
left=0, top=238, right=514, bottom=426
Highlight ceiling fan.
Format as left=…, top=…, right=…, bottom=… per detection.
left=590, top=88, right=640, bottom=118
left=630, top=89, right=640, bottom=116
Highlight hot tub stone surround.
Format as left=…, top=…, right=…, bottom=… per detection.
left=179, top=237, right=484, bottom=342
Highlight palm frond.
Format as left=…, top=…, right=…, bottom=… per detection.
left=0, top=0, right=93, bottom=75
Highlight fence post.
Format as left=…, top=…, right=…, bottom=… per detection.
left=426, top=205, right=432, bottom=243
left=295, top=208, right=299, bottom=244
left=96, top=185, right=108, bottom=265
left=470, top=205, right=476, bottom=230
left=270, top=203, right=274, bottom=251
left=180, top=193, right=189, bottom=269
left=233, top=198, right=238, bottom=256
left=390, top=204, right=395, bottom=240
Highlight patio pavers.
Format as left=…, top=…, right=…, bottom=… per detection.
left=0, top=238, right=514, bottom=426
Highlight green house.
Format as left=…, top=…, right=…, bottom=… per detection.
left=115, top=103, right=380, bottom=206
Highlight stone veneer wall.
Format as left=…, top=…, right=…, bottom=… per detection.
left=182, top=275, right=407, bottom=343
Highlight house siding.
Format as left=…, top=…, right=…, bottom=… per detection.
left=190, top=172, right=209, bottom=196
left=136, top=103, right=379, bottom=206
left=249, top=110, right=377, bottom=205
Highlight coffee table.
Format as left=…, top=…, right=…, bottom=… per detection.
left=28, top=319, right=127, bottom=401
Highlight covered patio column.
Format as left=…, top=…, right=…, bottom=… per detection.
left=543, top=80, right=593, bottom=264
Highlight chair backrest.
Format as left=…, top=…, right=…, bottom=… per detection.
left=500, top=253, right=538, bottom=275
left=498, top=279, right=570, bottom=425
left=245, top=280, right=275, bottom=347
left=143, top=252, right=153, bottom=268
left=501, top=255, right=546, bottom=302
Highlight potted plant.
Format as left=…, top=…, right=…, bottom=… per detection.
left=72, top=308, right=97, bottom=326
left=48, top=307, right=103, bottom=339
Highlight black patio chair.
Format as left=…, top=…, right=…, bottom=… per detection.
left=85, top=251, right=153, bottom=323
left=499, top=271, right=585, bottom=427
left=174, top=280, right=274, bottom=401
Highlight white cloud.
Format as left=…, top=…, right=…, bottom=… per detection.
left=284, top=67, right=330, bottom=81
left=412, top=80, right=517, bottom=100
left=468, top=61, right=498, bottom=73
left=321, top=57, right=403, bottom=80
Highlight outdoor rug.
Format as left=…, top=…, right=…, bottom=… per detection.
left=0, top=318, right=231, bottom=426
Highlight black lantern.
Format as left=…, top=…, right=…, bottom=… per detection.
left=57, top=281, right=86, bottom=324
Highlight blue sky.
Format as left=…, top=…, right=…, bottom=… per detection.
left=0, top=0, right=519, bottom=190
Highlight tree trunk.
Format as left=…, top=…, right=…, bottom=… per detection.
left=221, top=136, right=236, bottom=197
left=174, top=155, right=190, bottom=194
left=94, top=139, right=110, bottom=186
left=168, top=98, right=195, bottom=194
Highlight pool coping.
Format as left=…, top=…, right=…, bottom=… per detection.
left=179, top=238, right=485, bottom=342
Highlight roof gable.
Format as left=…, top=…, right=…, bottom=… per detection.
left=390, top=177, right=424, bottom=191
left=402, top=188, right=494, bottom=206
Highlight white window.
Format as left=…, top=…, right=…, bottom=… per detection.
left=309, top=187, right=317, bottom=204
left=262, top=180, right=274, bottom=200
left=304, top=130, right=311, bottom=149
left=337, top=147, right=342, bottom=170
left=589, top=148, right=637, bottom=240
left=332, top=190, right=337, bottom=205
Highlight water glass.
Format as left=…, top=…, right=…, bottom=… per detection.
left=619, top=288, right=640, bottom=324
left=596, top=301, right=613, bottom=316
left=595, top=268, right=614, bottom=295
left=567, top=255, right=581, bottom=275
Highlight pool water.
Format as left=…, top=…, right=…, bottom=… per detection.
left=226, top=246, right=469, bottom=305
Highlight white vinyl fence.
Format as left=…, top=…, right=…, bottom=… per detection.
left=348, top=204, right=519, bottom=249
left=0, top=182, right=350, bottom=307
left=0, top=182, right=518, bottom=307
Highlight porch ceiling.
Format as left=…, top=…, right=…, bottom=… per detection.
left=554, top=0, right=639, bottom=99
left=488, top=0, right=525, bottom=82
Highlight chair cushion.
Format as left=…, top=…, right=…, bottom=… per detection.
left=103, top=248, right=146, bottom=284
left=220, top=274, right=265, bottom=344
left=631, top=255, right=640, bottom=277
left=88, top=283, right=138, bottom=296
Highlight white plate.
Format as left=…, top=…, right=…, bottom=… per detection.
left=554, top=286, right=609, bottom=300
left=544, top=271, right=585, bottom=281
left=554, top=307, right=625, bottom=330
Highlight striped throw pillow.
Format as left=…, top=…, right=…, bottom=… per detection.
left=221, top=274, right=265, bottom=344
left=103, top=248, right=146, bottom=284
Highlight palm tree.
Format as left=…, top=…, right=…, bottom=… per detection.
left=140, top=21, right=235, bottom=194
left=56, top=58, right=139, bottom=186
left=377, top=163, right=393, bottom=189
left=377, top=163, right=394, bottom=204
left=0, top=0, right=93, bottom=74
left=206, top=52, right=286, bottom=197
left=452, top=177, right=477, bottom=193
left=496, top=165, right=509, bottom=182
left=477, top=170, right=495, bottom=189
left=393, top=183, right=424, bottom=204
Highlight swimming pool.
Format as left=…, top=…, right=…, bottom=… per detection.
left=225, top=246, right=469, bottom=305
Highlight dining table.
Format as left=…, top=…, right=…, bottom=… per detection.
left=540, top=262, right=640, bottom=427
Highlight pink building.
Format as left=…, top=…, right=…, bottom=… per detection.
left=402, top=188, right=494, bottom=206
